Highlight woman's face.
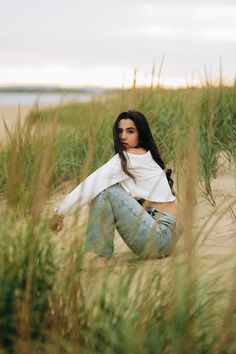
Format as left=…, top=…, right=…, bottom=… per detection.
left=117, top=119, right=139, bottom=150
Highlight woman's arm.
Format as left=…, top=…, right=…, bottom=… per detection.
left=54, top=154, right=128, bottom=216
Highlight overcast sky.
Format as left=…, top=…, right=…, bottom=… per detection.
left=0, top=0, right=235, bottom=87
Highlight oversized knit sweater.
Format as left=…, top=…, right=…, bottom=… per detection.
left=57, top=150, right=175, bottom=215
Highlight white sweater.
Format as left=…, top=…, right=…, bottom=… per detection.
left=57, top=150, right=176, bottom=215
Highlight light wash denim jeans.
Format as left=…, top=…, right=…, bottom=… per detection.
left=83, top=184, right=177, bottom=259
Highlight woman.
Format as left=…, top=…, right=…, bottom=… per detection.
left=52, top=111, right=178, bottom=261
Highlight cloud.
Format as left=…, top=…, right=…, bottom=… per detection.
left=0, top=0, right=235, bottom=86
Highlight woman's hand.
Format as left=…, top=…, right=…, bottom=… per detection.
left=50, top=211, right=64, bottom=233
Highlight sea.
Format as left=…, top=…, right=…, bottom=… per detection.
left=0, top=91, right=96, bottom=106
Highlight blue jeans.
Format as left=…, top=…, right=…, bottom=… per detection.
left=83, top=184, right=177, bottom=259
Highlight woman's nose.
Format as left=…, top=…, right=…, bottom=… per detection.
left=121, top=131, right=127, bottom=140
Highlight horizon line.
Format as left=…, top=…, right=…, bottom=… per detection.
left=0, top=80, right=235, bottom=91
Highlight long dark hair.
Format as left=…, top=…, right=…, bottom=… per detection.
left=113, top=110, right=174, bottom=191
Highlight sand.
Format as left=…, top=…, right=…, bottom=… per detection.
left=51, top=152, right=236, bottom=269
left=0, top=103, right=56, bottom=141
left=0, top=105, right=32, bottom=140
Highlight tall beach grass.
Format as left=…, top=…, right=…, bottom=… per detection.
left=0, top=82, right=235, bottom=353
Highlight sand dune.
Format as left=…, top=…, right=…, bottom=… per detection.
left=1, top=104, right=235, bottom=263
left=0, top=105, right=28, bottom=140
left=195, top=155, right=236, bottom=257
left=0, top=103, right=52, bottom=141
left=51, top=154, right=236, bottom=267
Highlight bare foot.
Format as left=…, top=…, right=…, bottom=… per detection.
left=81, top=252, right=112, bottom=270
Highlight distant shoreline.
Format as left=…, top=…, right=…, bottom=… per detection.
left=0, top=90, right=103, bottom=107
left=0, top=85, right=107, bottom=94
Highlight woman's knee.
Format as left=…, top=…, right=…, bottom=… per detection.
left=95, top=184, right=126, bottom=204
left=90, top=185, right=123, bottom=210
left=90, top=189, right=107, bottom=209
left=94, top=184, right=122, bottom=200
left=106, top=183, right=124, bottom=194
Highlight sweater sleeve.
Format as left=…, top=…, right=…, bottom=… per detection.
left=56, top=154, right=127, bottom=215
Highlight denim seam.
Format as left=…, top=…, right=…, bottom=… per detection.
left=110, top=190, right=159, bottom=232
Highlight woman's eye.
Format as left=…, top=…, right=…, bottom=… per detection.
left=127, top=130, right=134, bottom=134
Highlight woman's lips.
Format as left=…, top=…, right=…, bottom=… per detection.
left=122, top=143, right=128, bottom=149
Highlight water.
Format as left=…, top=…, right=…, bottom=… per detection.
left=0, top=92, right=95, bottom=106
